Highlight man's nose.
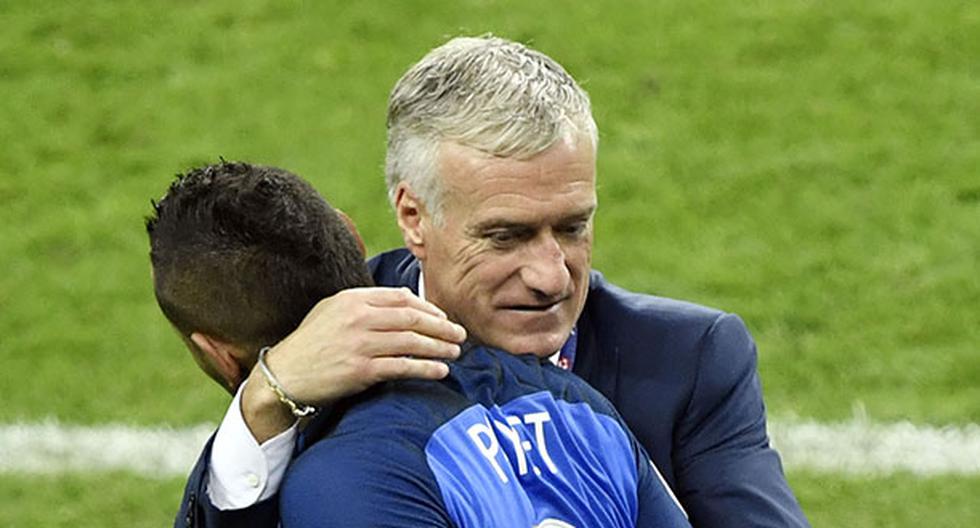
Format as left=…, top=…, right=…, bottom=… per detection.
left=520, top=233, right=571, bottom=299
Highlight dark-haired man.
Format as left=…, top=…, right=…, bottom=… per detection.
left=178, top=36, right=808, bottom=527
left=148, top=162, right=464, bottom=523
left=148, top=162, right=382, bottom=394
left=149, top=161, right=691, bottom=527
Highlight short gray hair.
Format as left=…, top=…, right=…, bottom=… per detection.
left=385, top=36, right=598, bottom=219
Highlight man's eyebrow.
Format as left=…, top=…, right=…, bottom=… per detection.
left=470, top=220, right=530, bottom=233
left=470, top=206, right=597, bottom=233
left=560, top=206, right=597, bottom=222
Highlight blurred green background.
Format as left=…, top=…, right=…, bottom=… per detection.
left=0, top=0, right=977, bottom=525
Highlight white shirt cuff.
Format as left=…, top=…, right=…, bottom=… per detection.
left=206, top=381, right=298, bottom=510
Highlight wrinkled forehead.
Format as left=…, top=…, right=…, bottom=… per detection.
left=437, top=132, right=597, bottom=179
left=436, top=136, right=597, bottom=220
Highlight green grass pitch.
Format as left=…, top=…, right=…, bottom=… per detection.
left=0, top=0, right=977, bottom=525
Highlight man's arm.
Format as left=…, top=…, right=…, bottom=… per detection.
left=174, top=436, right=280, bottom=528
left=175, top=287, right=465, bottom=527
left=244, top=287, right=466, bottom=442
left=672, top=313, right=810, bottom=527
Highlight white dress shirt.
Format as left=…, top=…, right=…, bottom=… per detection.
left=207, top=382, right=297, bottom=509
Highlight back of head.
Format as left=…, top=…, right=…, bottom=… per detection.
left=146, top=161, right=372, bottom=354
left=385, top=35, right=597, bottom=215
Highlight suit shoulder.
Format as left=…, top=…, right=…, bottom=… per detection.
left=367, top=247, right=411, bottom=268
left=586, top=271, right=728, bottom=335
left=581, top=271, right=756, bottom=383
left=368, top=248, right=417, bottom=288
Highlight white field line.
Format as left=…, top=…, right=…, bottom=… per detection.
left=1, top=418, right=978, bottom=478
left=769, top=418, right=980, bottom=476
left=0, top=420, right=214, bottom=476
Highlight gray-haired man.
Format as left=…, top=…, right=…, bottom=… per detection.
left=177, top=36, right=809, bottom=527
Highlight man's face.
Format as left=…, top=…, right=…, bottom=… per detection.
left=410, top=135, right=596, bottom=357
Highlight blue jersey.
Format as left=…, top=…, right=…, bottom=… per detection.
left=281, top=346, right=690, bottom=528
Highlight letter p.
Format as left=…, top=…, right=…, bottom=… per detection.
left=467, top=419, right=509, bottom=483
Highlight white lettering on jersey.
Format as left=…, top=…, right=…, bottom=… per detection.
left=468, top=410, right=560, bottom=483
left=467, top=418, right=509, bottom=483
left=494, top=416, right=528, bottom=476
left=523, top=411, right=559, bottom=474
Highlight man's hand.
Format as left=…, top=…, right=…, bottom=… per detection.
left=241, top=287, right=466, bottom=442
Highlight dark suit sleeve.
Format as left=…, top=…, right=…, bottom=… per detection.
left=174, top=436, right=279, bottom=528
left=673, top=313, right=810, bottom=527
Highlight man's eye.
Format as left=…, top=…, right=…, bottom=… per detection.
left=487, top=231, right=517, bottom=245
left=559, top=222, right=588, bottom=237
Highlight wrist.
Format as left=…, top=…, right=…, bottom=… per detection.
left=241, top=368, right=297, bottom=444
left=257, top=346, right=318, bottom=418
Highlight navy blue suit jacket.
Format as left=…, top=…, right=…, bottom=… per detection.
left=175, top=248, right=809, bottom=527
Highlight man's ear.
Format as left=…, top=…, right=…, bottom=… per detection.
left=394, top=182, right=428, bottom=260
left=189, top=332, right=246, bottom=394
left=335, top=209, right=367, bottom=257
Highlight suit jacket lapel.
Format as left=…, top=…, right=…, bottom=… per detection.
left=571, top=271, right=620, bottom=403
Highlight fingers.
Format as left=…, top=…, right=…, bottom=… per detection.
left=370, top=356, right=451, bottom=382
left=360, top=287, right=448, bottom=319
left=343, top=287, right=466, bottom=343
left=367, top=306, right=466, bottom=343
left=365, top=330, right=462, bottom=360
left=287, top=285, right=465, bottom=363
